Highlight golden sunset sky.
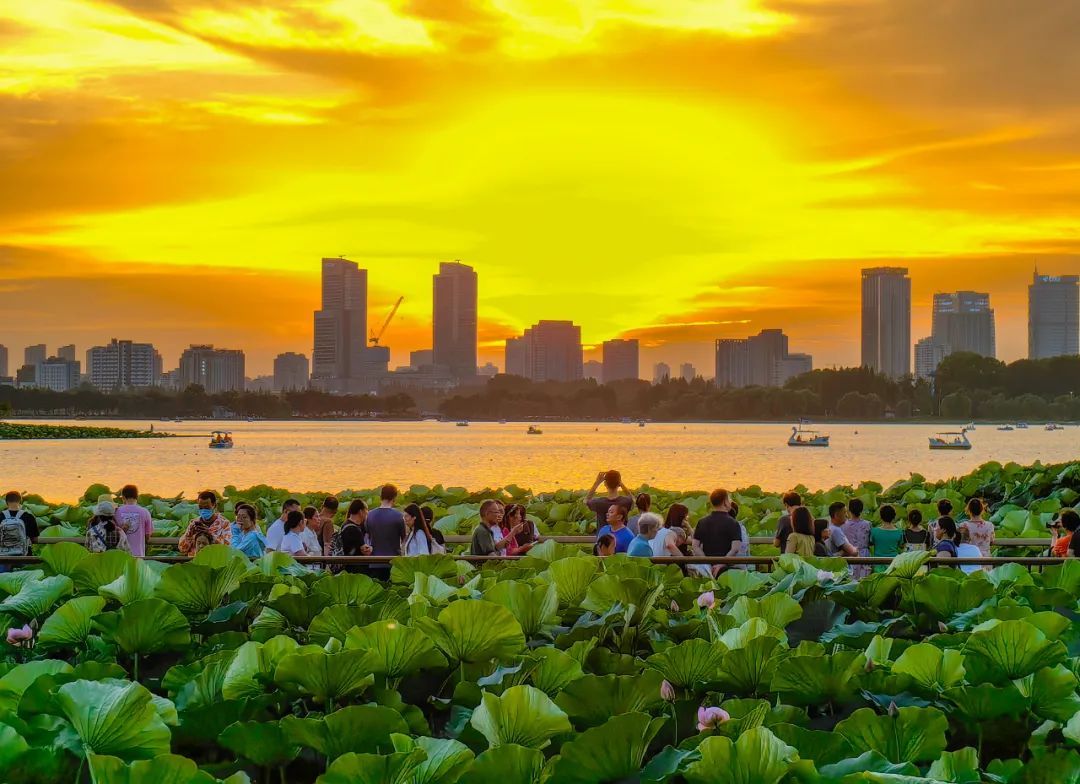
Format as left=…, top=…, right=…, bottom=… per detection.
left=2, top=0, right=1079, bottom=376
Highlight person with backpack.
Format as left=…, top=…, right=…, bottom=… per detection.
left=328, top=499, right=372, bottom=574
left=85, top=500, right=130, bottom=553
left=0, top=491, right=39, bottom=570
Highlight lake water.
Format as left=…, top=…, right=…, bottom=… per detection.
left=2, top=420, right=1078, bottom=501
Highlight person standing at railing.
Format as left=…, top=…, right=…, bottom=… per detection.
left=627, top=515, right=658, bottom=557
left=692, top=489, right=742, bottom=576
left=933, top=516, right=961, bottom=567
left=404, top=503, right=441, bottom=555
left=471, top=500, right=520, bottom=555
left=843, top=499, right=872, bottom=579
left=367, top=485, right=407, bottom=579
left=652, top=507, right=685, bottom=558
left=870, top=505, right=903, bottom=572
left=116, top=485, right=152, bottom=558
left=959, top=499, right=994, bottom=570
left=310, top=497, right=339, bottom=556
left=785, top=507, right=816, bottom=558
left=903, top=509, right=929, bottom=551
left=773, top=491, right=801, bottom=555
left=178, top=490, right=231, bottom=555
left=585, top=470, right=632, bottom=532
left=266, top=498, right=301, bottom=552
left=596, top=501, right=634, bottom=554
left=230, top=503, right=267, bottom=558
left=502, top=504, right=538, bottom=556
left=0, top=491, right=39, bottom=571
left=1051, top=510, right=1079, bottom=557
left=278, top=511, right=307, bottom=558
left=825, top=503, right=858, bottom=563
left=627, top=493, right=651, bottom=537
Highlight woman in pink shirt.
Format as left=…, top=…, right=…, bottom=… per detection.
left=959, top=498, right=995, bottom=570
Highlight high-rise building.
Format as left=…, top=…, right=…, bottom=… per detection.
left=679, top=363, right=696, bottom=382
left=505, top=336, right=531, bottom=378
left=273, top=352, right=309, bottom=392
left=601, top=339, right=639, bottom=383
left=508, top=321, right=583, bottom=382
left=36, top=357, right=80, bottom=392
left=861, top=267, right=911, bottom=379
left=715, top=329, right=812, bottom=388
left=652, top=362, right=671, bottom=384
left=247, top=376, right=274, bottom=393
left=86, top=339, right=161, bottom=389
left=932, top=291, right=995, bottom=358
left=433, top=261, right=478, bottom=380
left=914, top=337, right=951, bottom=381
left=410, top=349, right=434, bottom=369
left=0, top=345, right=8, bottom=378
left=24, top=344, right=46, bottom=368
left=57, top=344, right=77, bottom=363
left=312, top=257, right=368, bottom=393
left=583, top=360, right=603, bottom=382
left=178, top=345, right=245, bottom=393
left=478, top=362, right=499, bottom=378
left=1029, top=271, right=1079, bottom=359
left=715, top=339, right=752, bottom=388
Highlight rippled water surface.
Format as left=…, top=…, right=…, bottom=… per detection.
left=3, top=420, right=1078, bottom=501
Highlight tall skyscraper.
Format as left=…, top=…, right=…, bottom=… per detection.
left=87, top=339, right=162, bottom=389
left=0, top=345, right=8, bottom=378
left=57, top=344, right=77, bottom=363
left=410, top=349, right=434, bottom=369
left=24, top=344, right=46, bottom=368
left=715, top=329, right=811, bottom=388
left=504, top=336, right=532, bottom=378
left=680, top=363, right=696, bottom=382
left=583, top=360, right=603, bottom=382
left=312, top=257, right=368, bottom=392
left=508, top=321, right=583, bottom=382
left=433, top=261, right=478, bottom=379
left=273, top=352, right=310, bottom=392
left=1029, top=271, right=1079, bottom=359
left=914, top=337, right=951, bottom=381
left=178, top=345, right=245, bottom=393
left=861, top=267, right=911, bottom=379
left=652, top=362, right=671, bottom=384
left=932, top=291, right=995, bottom=357
left=36, top=357, right=80, bottom=392
left=601, top=339, right=639, bottom=383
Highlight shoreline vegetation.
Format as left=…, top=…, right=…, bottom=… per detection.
left=0, top=422, right=170, bottom=440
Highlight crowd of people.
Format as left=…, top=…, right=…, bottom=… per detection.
left=0, top=469, right=1077, bottom=577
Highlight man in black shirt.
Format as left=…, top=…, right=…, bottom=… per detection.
left=773, top=491, right=801, bottom=554
left=693, top=488, right=742, bottom=576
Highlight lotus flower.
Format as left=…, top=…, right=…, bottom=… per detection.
left=660, top=680, right=676, bottom=702
left=670, top=600, right=680, bottom=612
left=696, top=706, right=730, bottom=731
left=696, top=591, right=716, bottom=610
left=864, top=657, right=875, bottom=673
left=6, top=625, right=32, bottom=646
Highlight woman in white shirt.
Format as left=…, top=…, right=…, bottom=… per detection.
left=278, top=511, right=307, bottom=557
left=652, top=506, right=686, bottom=558
left=403, top=503, right=433, bottom=556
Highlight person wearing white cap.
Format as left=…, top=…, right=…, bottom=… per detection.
left=85, top=497, right=130, bottom=553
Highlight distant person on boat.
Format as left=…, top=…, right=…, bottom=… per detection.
left=628, top=493, right=651, bottom=536
left=404, top=502, right=442, bottom=555
left=870, top=505, right=903, bottom=571
left=628, top=514, right=659, bottom=557
left=309, top=496, right=339, bottom=556
left=277, top=511, right=308, bottom=558
left=585, top=470, right=633, bottom=530
left=86, top=499, right=130, bottom=553
left=266, top=498, right=301, bottom=552
left=597, top=500, right=634, bottom=554
left=471, top=500, right=521, bottom=555
left=367, top=485, right=407, bottom=578
left=843, top=498, right=872, bottom=578
left=116, top=484, right=152, bottom=558
left=959, top=498, right=994, bottom=568
left=825, top=502, right=858, bottom=559
left=230, top=503, right=267, bottom=558
left=0, top=491, right=39, bottom=569
left=502, top=503, right=539, bottom=556
left=178, top=490, right=231, bottom=555
left=903, top=509, right=929, bottom=551
left=773, top=491, right=801, bottom=555
left=693, top=489, right=743, bottom=575
left=785, top=506, right=817, bottom=558
left=933, top=516, right=961, bottom=566
left=653, top=504, right=688, bottom=558
left=1051, top=509, right=1079, bottom=557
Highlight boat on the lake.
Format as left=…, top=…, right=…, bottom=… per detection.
left=997, top=425, right=1014, bottom=432
left=526, top=426, right=543, bottom=435
left=456, top=421, right=469, bottom=427
left=788, top=424, right=830, bottom=447
left=1046, top=423, right=1065, bottom=431
left=209, top=431, right=234, bottom=449
left=1015, top=422, right=1029, bottom=429
left=929, top=429, right=971, bottom=450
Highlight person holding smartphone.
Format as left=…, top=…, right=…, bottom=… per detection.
left=1051, top=510, right=1079, bottom=557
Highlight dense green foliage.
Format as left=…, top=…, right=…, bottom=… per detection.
left=1, top=542, right=1080, bottom=782
left=0, top=422, right=168, bottom=440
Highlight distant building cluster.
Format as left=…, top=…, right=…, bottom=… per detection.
left=2, top=263, right=1076, bottom=396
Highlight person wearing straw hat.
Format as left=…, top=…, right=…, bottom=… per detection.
left=86, top=497, right=130, bottom=553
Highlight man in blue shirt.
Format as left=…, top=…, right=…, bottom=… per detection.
left=597, top=500, right=634, bottom=554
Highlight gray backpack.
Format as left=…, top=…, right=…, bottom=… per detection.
left=0, top=511, right=29, bottom=556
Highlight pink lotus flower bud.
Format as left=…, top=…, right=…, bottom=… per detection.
left=6, top=625, right=32, bottom=646
left=660, top=680, right=676, bottom=702
left=696, top=591, right=715, bottom=610
left=887, top=701, right=899, bottom=718
left=864, top=657, right=874, bottom=673
left=696, top=706, right=730, bottom=731
left=670, top=600, right=680, bottom=612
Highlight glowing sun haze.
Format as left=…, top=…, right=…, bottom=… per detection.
left=2, top=0, right=1079, bottom=375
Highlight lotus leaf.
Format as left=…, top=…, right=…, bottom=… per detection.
left=345, top=620, right=448, bottom=678
left=729, top=594, right=803, bottom=629
left=308, top=605, right=378, bottom=646
left=219, top=721, right=300, bottom=768
left=771, top=651, right=866, bottom=706
left=0, top=659, right=73, bottom=715
left=890, top=643, right=966, bottom=692
left=927, top=747, right=981, bottom=784
left=964, top=619, right=1067, bottom=681
left=469, top=685, right=570, bottom=749
left=1013, top=664, right=1080, bottom=723
left=483, top=581, right=558, bottom=638
left=99, top=559, right=167, bottom=605
left=155, top=563, right=243, bottom=616
left=36, top=596, right=106, bottom=650
left=545, top=557, right=598, bottom=608
left=273, top=648, right=376, bottom=704
left=71, top=551, right=133, bottom=593
left=0, top=575, right=73, bottom=619
left=683, top=726, right=800, bottom=784
left=390, top=555, right=459, bottom=585
left=390, top=734, right=475, bottom=784
left=645, top=638, right=727, bottom=690
left=311, top=572, right=384, bottom=606
left=716, top=635, right=784, bottom=696
left=280, top=705, right=408, bottom=760
left=316, top=750, right=426, bottom=784
left=835, top=706, right=949, bottom=764
left=93, top=598, right=190, bottom=656
left=528, top=647, right=585, bottom=696
left=55, top=679, right=172, bottom=760
left=38, top=543, right=90, bottom=577
left=414, top=600, right=526, bottom=665
left=461, top=744, right=547, bottom=784
left=547, top=712, right=667, bottom=784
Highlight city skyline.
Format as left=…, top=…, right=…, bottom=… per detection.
left=3, top=3, right=1080, bottom=376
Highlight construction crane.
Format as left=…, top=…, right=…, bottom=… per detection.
left=370, top=296, right=404, bottom=346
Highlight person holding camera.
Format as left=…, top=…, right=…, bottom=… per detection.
left=1051, top=509, right=1079, bottom=557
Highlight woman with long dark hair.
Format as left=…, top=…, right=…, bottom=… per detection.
left=651, top=503, right=688, bottom=558
left=786, top=506, right=816, bottom=558
left=403, top=503, right=435, bottom=555
left=933, top=516, right=961, bottom=566
left=502, top=504, right=539, bottom=555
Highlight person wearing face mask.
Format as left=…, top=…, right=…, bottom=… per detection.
left=178, top=490, right=232, bottom=555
